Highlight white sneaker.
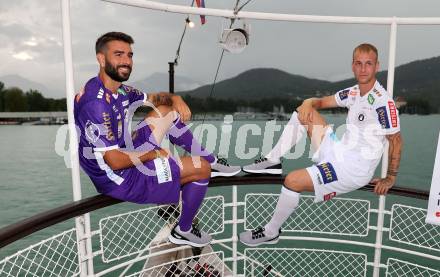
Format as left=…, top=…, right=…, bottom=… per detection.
left=168, top=224, right=212, bottom=248
left=239, top=227, right=281, bottom=247
left=242, top=157, right=282, bottom=175
left=211, top=157, right=241, bottom=177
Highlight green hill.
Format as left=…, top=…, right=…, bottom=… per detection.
left=179, top=56, right=440, bottom=113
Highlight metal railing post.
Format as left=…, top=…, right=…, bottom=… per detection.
left=372, top=18, right=397, bottom=277
left=232, top=185, right=238, bottom=276
left=61, top=0, right=94, bottom=275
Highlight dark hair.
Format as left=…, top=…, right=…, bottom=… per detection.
left=95, top=32, right=134, bottom=54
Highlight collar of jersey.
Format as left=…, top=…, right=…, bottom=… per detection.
left=95, top=75, right=123, bottom=100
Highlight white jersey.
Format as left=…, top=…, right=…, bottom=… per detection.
left=333, top=80, right=400, bottom=178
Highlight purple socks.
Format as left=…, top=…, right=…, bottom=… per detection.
left=178, top=178, right=209, bottom=232
left=167, top=117, right=216, bottom=164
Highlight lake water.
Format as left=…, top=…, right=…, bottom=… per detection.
left=0, top=114, right=439, bottom=273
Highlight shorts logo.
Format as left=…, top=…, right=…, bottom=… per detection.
left=376, top=106, right=390, bottom=129
left=154, top=157, right=172, bottom=184
left=317, top=162, right=338, bottom=184
left=324, top=192, right=336, bottom=201
left=388, top=101, right=398, bottom=127
left=338, top=89, right=349, bottom=101
left=368, top=94, right=375, bottom=105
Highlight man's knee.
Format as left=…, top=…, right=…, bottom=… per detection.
left=284, top=171, right=305, bottom=192
left=192, top=157, right=211, bottom=179
left=146, top=105, right=175, bottom=119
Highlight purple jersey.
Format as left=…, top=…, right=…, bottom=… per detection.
left=74, top=76, right=146, bottom=194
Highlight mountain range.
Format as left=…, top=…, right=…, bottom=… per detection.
left=178, top=56, right=440, bottom=111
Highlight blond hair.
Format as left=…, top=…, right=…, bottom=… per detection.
left=353, top=43, right=378, bottom=62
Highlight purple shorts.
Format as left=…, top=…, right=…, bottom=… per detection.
left=107, top=123, right=181, bottom=204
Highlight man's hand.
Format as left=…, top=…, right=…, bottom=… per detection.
left=171, top=95, right=191, bottom=122
left=370, top=176, right=396, bottom=195
left=296, top=99, right=314, bottom=123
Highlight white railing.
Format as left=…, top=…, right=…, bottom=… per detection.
left=1, top=188, right=439, bottom=276
left=54, top=0, right=440, bottom=276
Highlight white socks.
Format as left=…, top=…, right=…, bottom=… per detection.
left=264, top=186, right=300, bottom=237
left=265, top=112, right=306, bottom=162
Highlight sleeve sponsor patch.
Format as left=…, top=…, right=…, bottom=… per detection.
left=388, top=101, right=398, bottom=127
left=317, top=162, right=338, bottom=184
left=338, top=89, right=349, bottom=101
left=376, top=106, right=390, bottom=129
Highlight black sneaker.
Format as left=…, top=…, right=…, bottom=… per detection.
left=168, top=224, right=212, bottom=247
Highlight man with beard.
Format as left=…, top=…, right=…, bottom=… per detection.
left=240, top=43, right=403, bottom=246
left=74, top=32, right=239, bottom=247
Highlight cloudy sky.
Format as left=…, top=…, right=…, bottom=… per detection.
left=1, top=0, right=440, bottom=98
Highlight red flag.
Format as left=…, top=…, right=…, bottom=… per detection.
left=195, top=0, right=206, bottom=25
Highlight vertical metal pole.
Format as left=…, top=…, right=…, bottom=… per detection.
left=232, top=185, right=238, bottom=276
left=169, top=62, right=175, bottom=93
left=61, top=0, right=94, bottom=275
left=372, top=18, right=397, bottom=277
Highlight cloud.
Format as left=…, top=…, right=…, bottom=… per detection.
left=12, top=51, right=34, bottom=61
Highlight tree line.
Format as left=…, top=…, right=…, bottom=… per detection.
left=0, top=81, right=434, bottom=114
left=0, top=82, right=66, bottom=112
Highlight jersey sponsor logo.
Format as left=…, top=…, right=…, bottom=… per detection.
left=112, top=105, right=118, bottom=113
left=317, top=162, right=338, bottom=184
left=338, top=89, right=349, bottom=101
left=324, top=192, right=336, bottom=201
left=85, top=120, right=100, bottom=143
left=102, top=112, right=115, bottom=141
left=122, top=100, right=129, bottom=107
left=436, top=211, right=440, bottom=218
left=97, top=88, right=104, bottom=99
left=368, top=94, right=375, bottom=105
left=349, top=90, right=357, bottom=96
left=373, top=88, right=382, bottom=97
left=376, top=106, right=390, bottom=129
left=388, top=101, right=398, bottom=127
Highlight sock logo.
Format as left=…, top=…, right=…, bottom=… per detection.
left=324, top=192, right=337, bottom=201
left=317, top=162, right=338, bottom=184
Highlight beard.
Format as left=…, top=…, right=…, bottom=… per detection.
left=104, top=59, right=132, bottom=82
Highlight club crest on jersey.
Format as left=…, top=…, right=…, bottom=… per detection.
left=117, top=88, right=127, bottom=96
left=368, top=94, right=375, bottom=105
left=388, top=101, right=398, bottom=127
left=376, top=106, right=390, bottom=129
left=338, top=89, right=349, bottom=101
left=317, top=162, right=338, bottom=184
left=85, top=120, right=100, bottom=143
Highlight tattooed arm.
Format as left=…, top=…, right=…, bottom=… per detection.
left=371, top=132, right=403, bottom=195
left=147, top=92, right=191, bottom=122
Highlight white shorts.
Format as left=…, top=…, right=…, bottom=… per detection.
left=305, top=127, right=371, bottom=203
